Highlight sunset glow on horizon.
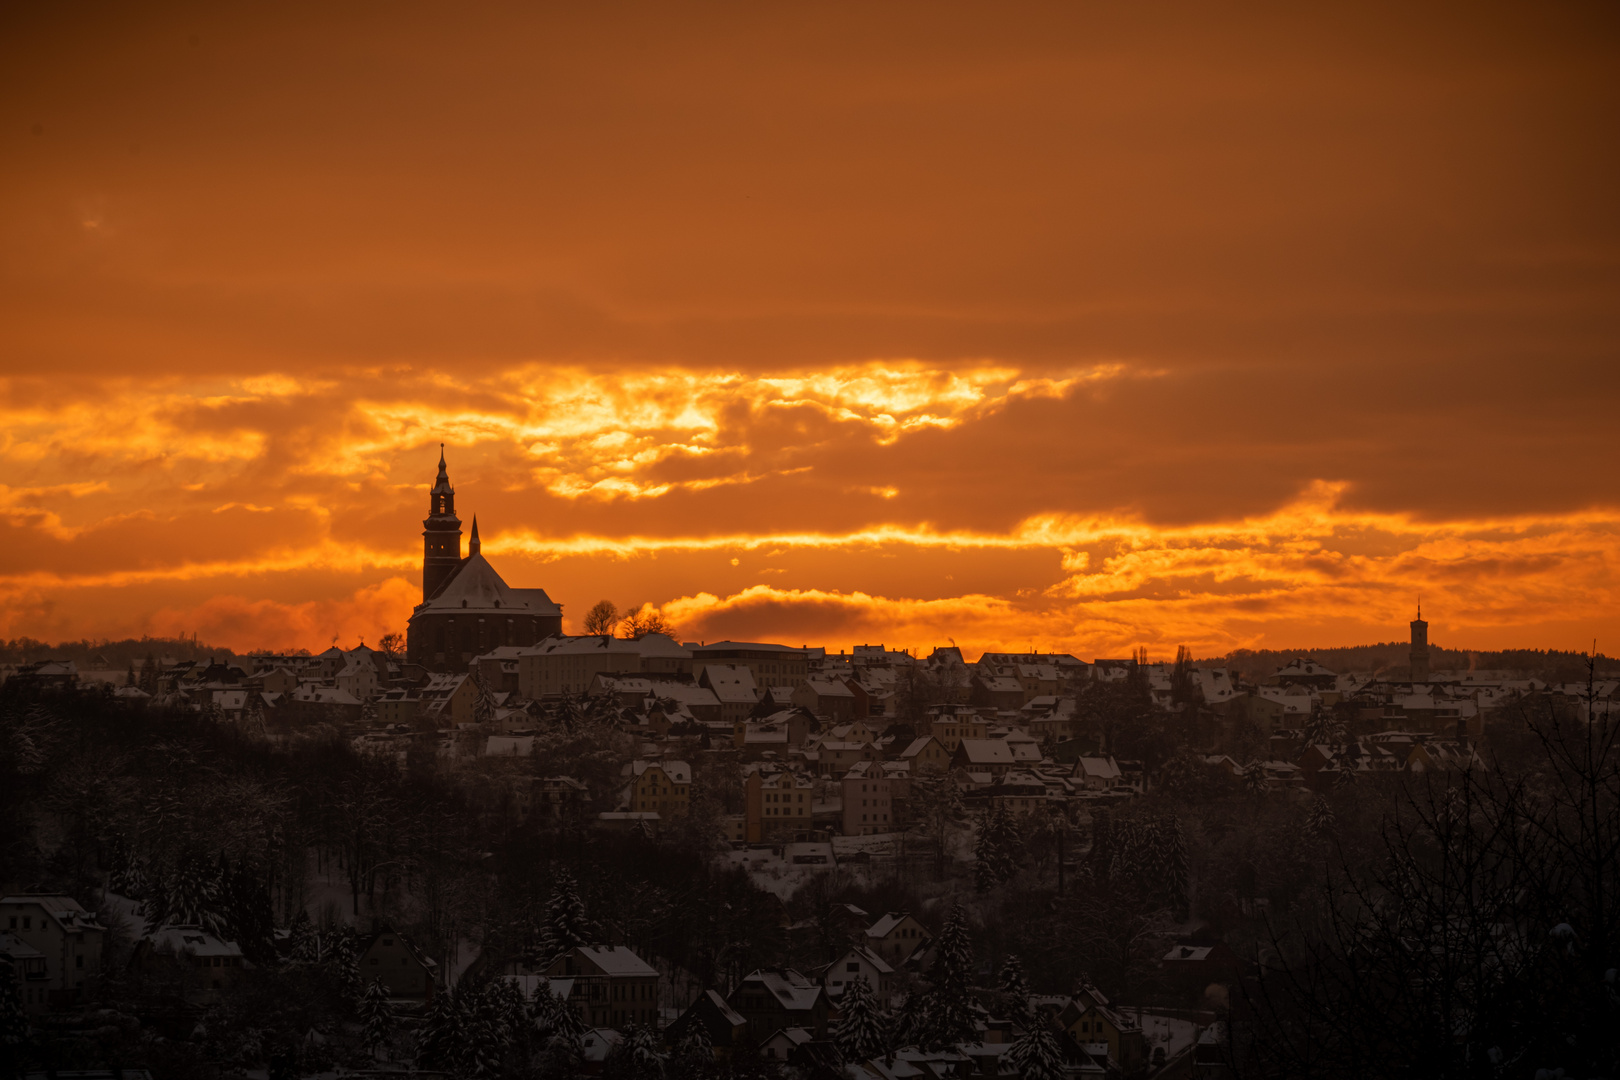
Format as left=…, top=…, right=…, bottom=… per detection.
left=4, top=3, right=1618, bottom=658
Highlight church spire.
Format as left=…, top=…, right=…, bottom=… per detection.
left=420, top=446, right=463, bottom=602
left=469, top=515, right=481, bottom=556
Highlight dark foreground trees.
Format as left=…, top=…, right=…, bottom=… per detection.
left=1240, top=666, right=1620, bottom=1079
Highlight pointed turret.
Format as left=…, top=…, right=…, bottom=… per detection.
left=469, top=515, right=481, bottom=556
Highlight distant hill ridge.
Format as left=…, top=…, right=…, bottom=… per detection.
left=1205, top=642, right=1616, bottom=683
left=4, top=633, right=1612, bottom=684
left=0, top=635, right=267, bottom=669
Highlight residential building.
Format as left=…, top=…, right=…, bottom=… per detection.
left=0, top=932, right=48, bottom=1013
left=420, top=672, right=478, bottom=727
left=898, top=736, right=951, bottom=775
left=863, top=912, right=930, bottom=969
left=792, top=676, right=856, bottom=722
left=544, top=946, right=661, bottom=1030
left=841, top=763, right=895, bottom=835
left=518, top=633, right=691, bottom=699
left=726, top=968, right=828, bottom=1044
left=129, top=925, right=245, bottom=1003
left=927, top=708, right=988, bottom=751
left=666, top=990, right=749, bottom=1058
left=816, top=739, right=878, bottom=777
left=970, top=675, right=1025, bottom=712
left=692, top=642, right=811, bottom=691
left=531, top=776, right=591, bottom=821
left=700, top=664, right=762, bottom=724
left=0, top=895, right=103, bottom=1009
left=952, top=739, right=1016, bottom=778
left=358, top=926, right=439, bottom=1001
left=1057, top=989, right=1147, bottom=1076
left=821, top=945, right=898, bottom=1006
left=624, top=759, right=692, bottom=817
left=1073, top=756, right=1123, bottom=791
left=745, top=769, right=816, bottom=842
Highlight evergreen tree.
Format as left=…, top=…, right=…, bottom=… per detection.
left=472, top=670, right=499, bottom=728
left=973, top=811, right=1000, bottom=894
left=540, top=870, right=596, bottom=963
left=0, top=960, right=30, bottom=1080
left=921, top=905, right=979, bottom=1050
left=620, top=1022, right=666, bottom=1080
left=833, top=974, right=887, bottom=1063
left=1159, top=815, right=1190, bottom=917
left=997, top=955, right=1033, bottom=1024
left=973, top=807, right=1022, bottom=892
left=993, top=804, right=1025, bottom=875
left=1306, top=795, right=1336, bottom=838
left=323, top=928, right=363, bottom=1004
left=142, top=848, right=227, bottom=935
left=529, top=981, right=565, bottom=1040
left=550, top=987, right=589, bottom=1043
left=359, top=977, right=394, bottom=1060
left=1006, top=1021, right=1064, bottom=1080
left=1243, top=761, right=1268, bottom=795
left=539, top=1026, right=586, bottom=1080
left=492, top=977, right=529, bottom=1045
left=886, top=991, right=927, bottom=1053
left=416, top=985, right=461, bottom=1070
left=287, top=909, right=319, bottom=966
left=105, top=834, right=145, bottom=899
left=462, top=983, right=507, bottom=1076
left=671, top=1016, right=713, bottom=1079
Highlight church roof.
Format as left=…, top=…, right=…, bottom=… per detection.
left=415, top=552, right=561, bottom=617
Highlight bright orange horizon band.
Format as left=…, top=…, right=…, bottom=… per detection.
left=3, top=4, right=1617, bottom=657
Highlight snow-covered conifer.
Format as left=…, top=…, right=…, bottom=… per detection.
left=359, top=977, right=394, bottom=1059
left=998, top=955, right=1033, bottom=1024
left=541, top=870, right=596, bottom=963
left=621, top=1022, right=666, bottom=1080
left=1307, top=796, right=1336, bottom=838
left=286, top=909, right=319, bottom=966
left=415, top=985, right=461, bottom=1070
left=462, top=983, right=507, bottom=1076
left=672, top=1016, right=713, bottom=1078
left=922, top=904, right=980, bottom=1050
left=1006, top=1021, right=1064, bottom=1080
left=834, top=973, right=887, bottom=1062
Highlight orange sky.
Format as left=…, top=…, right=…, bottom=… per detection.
left=3, top=2, right=1618, bottom=660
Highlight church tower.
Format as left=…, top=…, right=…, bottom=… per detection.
left=421, top=445, right=463, bottom=602
left=1409, top=603, right=1430, bottom=683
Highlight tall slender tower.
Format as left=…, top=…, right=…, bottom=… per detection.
left=1409, top=603, right=1430, bottom=683
left=421, top=445, right=463, bottom=602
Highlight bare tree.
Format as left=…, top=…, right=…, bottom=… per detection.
left=1240, top=655, right=1620, bottom=1078
left=620, top=605, right=677, bottom=640
left=582, top=600, right=620, bottom=636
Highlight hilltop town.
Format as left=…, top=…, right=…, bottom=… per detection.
left=0, top=456, right=1613, bottom=1079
